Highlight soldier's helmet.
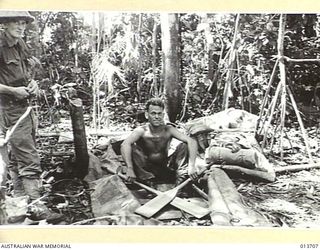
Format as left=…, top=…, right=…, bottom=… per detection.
left=0, top=11, right=35, bottom=23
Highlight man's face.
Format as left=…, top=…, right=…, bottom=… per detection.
left=4, top=20, right=27, bottom=39
left=146, top=105, right=164, bottom=127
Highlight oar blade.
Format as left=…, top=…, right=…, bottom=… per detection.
left=135, top=190, right=177, bottom=218
left=171, top=197, right=210, bottom=219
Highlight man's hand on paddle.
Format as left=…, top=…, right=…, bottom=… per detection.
left=188, top=164, right=201, bottom=181
left=119, top=166, right=137, bottom=183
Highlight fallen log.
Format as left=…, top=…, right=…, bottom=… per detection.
left=220, top=164, right=276, bottom=182
left=203, top=163, right=276, bottom=183
left=274, top=163, right=320, bottom=173
left=37, top=131, right=128, bottom=138
left=207, top=168, right=271, bottom=227
left=207, top=172, right=232, bottom=226
left=210, top=168, right=271, bottom=227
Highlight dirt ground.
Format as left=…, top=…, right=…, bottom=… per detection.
left=8, top=115, right=319, bottom=227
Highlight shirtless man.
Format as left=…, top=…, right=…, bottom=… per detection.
left=121, top=98, right=199, bottom=184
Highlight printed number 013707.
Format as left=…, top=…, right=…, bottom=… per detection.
left=300, top=244, right=319, bottom=248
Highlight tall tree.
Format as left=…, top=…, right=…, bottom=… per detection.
left=160, top=13, right=182, bottom=122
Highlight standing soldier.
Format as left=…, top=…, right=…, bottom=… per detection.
left=0, top=11, right=63, bottom=223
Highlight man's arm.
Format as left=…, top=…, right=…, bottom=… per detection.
left=0, top=83, right=30, bottom=99
left=120, top=127, right=144, bottom=182
left=168, top=126, right=199, bottom=180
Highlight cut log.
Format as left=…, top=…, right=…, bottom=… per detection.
left=210, top=168, right=271, bottom=227
left=69, top=98, right=89, bottom=179
left=274, top=163, right=320, bottom=173
left=207, top=172, right=232, bottom=226
left=207, top=168, right=271, bottom=227
left=220, top=165, right=276, bottom=182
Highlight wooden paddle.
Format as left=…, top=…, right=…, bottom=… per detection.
left=106, top=166, right=209, bottom=218
left=135, top=178, right=192, bottom=218
left=135, top=181, right=209, bottom=219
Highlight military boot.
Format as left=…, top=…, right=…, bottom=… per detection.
left=22, top=177, right=65, bottom=224
left=28, top=202, right=65, bottom=224
left=9, top=170, right=26, bottom=197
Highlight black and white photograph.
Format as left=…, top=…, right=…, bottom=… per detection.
left=1, top=9, right=320, bottom=232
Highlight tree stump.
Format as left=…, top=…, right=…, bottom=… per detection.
left=69, top=97, right=89, bottom=179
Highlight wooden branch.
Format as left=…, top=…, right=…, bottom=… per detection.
left=275, top=163, right=320, bottom=173
left=286, top=86, right=314, bottom=162
left=179, top=78, right=191, bottom=122
left=261, top=82, right=282, bottom=149
left=151, top=22, right=159, bottom=96
left=220, top=165, right=276, bottom=182
left=192, top=184, right=208, bottom=200
left=71, top=215, right=117, bottom=225
left=285, top=57, right=320, bottom=63
left=278, top=14, right=287, bottom=162
left=222, top=14, right=240, bottom=110
left=269, top=112, right=280, bottom=153
left=235, top=52, right=245, bottom=110
left=37, top=131, right=128, bottom=138
left=256, top=58, right=280, bottom=135
left=279, top=84, right=286, bottom=162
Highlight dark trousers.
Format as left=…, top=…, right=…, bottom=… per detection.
left=0, top=106, right=42, bottom=199
left=0, top=106, right=41, bottom=178
left=132, top=142, right=189, bottom=184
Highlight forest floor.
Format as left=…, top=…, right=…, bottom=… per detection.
left=7, top=109, right=320, bottom=228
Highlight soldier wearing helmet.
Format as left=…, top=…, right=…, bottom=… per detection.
left=0, top=11, right=63, bottom=224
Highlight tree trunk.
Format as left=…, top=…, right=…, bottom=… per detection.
left=151, top=22, right=160, bottom=97
left=91, top=12, right=98, bottom=132
left=203, top=14, right=218, bottom=95
left=136, top=14, right=143, bottom=101
left=222, top=14, right=240, bottom=110
left=160, top=13, right=182, bottom=122
left=278, top=14, right=287, bottom=162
